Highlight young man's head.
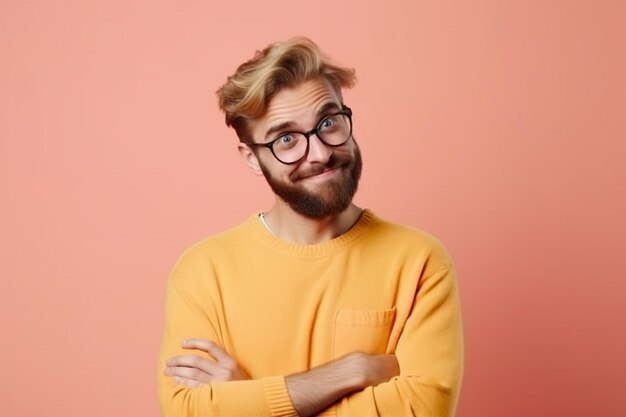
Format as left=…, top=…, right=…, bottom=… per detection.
left=217, top=37, right=362, bottom=218
left=217, top=37, right=356, bottom=143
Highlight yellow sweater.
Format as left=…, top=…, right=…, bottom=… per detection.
left=158, top=209, right=463, bottom=416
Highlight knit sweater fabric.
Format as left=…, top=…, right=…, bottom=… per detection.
left=158, top=209, right=463, bottom=416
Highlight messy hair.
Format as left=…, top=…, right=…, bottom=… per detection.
left=216, top=37, right=356, bottom=142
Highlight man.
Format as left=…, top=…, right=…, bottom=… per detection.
left=158, top=37, right=463, bottom=417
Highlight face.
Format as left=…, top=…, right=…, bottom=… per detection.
left=245, top=78, right=362, bottom=218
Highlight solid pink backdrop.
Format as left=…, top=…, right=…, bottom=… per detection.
left=1, top=1, right=624, bottom=416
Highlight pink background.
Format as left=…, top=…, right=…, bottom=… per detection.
left=1, top=1, right=625, bottom=416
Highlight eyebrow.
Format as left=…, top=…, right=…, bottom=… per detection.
left=264, top=102, right=342, bottom=141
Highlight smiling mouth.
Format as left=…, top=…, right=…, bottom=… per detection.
left=299, top=165, right=343, bottom=181
left=310, top=166, right=336, bottom=177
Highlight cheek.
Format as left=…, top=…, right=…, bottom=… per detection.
left=334, top=145, right=358, bottom=163
left=260, top=158, right=297, bottom=182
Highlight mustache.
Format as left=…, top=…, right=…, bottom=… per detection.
left=289, top=154, right=348, bottom=181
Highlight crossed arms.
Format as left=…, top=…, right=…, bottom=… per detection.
left=165, top=338, right=399, bottom=416
left=157, top=263, right=463, bottom=416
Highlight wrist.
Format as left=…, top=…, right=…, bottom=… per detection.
left=339, top=352, right=400, bottom=388
left=336, top=352, right=372, bottom=390
left=284, top=353, right=370, bottom=417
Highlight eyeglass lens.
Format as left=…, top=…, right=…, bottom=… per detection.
left=273, top=113, right=352, bottom=163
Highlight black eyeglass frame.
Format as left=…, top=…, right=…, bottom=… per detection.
left=244, top=106, right=353, bottom=165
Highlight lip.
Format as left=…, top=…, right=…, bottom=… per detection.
left=302, top=166, right=340, bottom=182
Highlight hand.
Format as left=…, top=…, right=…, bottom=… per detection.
left=346, top=352, right=400, bottom=387
left=164, top=339, right=251, bottom=387
left=285, top=352, right=399, bottom=417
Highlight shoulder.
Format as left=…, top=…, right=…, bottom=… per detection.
left=366, top=210, right=448, bottom=251
left=364, top=210, right=454, bottom=271
left=168, top=214, right=259, bottom=279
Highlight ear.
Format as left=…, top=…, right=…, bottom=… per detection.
left=238, top=143, right=264, bottom=176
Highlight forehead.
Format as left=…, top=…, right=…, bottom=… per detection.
left=251, top=78, right=342, bottom=140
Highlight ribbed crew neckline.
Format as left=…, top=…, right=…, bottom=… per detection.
left=248, top=208, right=376, bottom=257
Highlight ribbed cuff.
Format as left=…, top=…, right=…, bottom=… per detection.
left=262, top=376, right=299, bottom=417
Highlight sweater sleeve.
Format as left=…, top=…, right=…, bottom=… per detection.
left=157, top=277, right=298, bottom=417
left=336, top=263, right=464, bottom=417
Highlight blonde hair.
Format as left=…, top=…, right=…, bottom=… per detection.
left=217, top=37, right=356, bottom=142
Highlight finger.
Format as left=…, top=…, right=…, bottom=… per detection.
left=166, top=361, right=235, bottom=384
left=182, top=339, right=236, bottom=365
left=166, top=354, right=223, bottom=375
left=172, top=375, right=203, bottom=388
left=165, top=365, right=213, bottom=383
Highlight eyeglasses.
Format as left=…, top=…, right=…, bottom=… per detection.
left=245, top=106, right=353, bottom=165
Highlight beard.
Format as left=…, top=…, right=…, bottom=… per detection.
left=258, top=142, right=363, bottom=219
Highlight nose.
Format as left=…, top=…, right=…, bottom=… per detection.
left=305, top=134, right=332, bottom=164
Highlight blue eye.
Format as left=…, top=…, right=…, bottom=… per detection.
left=274, top=134, right=299, bottom=150
left=320, top=118, right=335, bottom=129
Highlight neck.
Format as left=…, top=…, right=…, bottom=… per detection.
left=262, top=200, right=363, bottom=244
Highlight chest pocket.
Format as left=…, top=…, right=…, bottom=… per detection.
left=333, top=307, right=396, bottom=357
